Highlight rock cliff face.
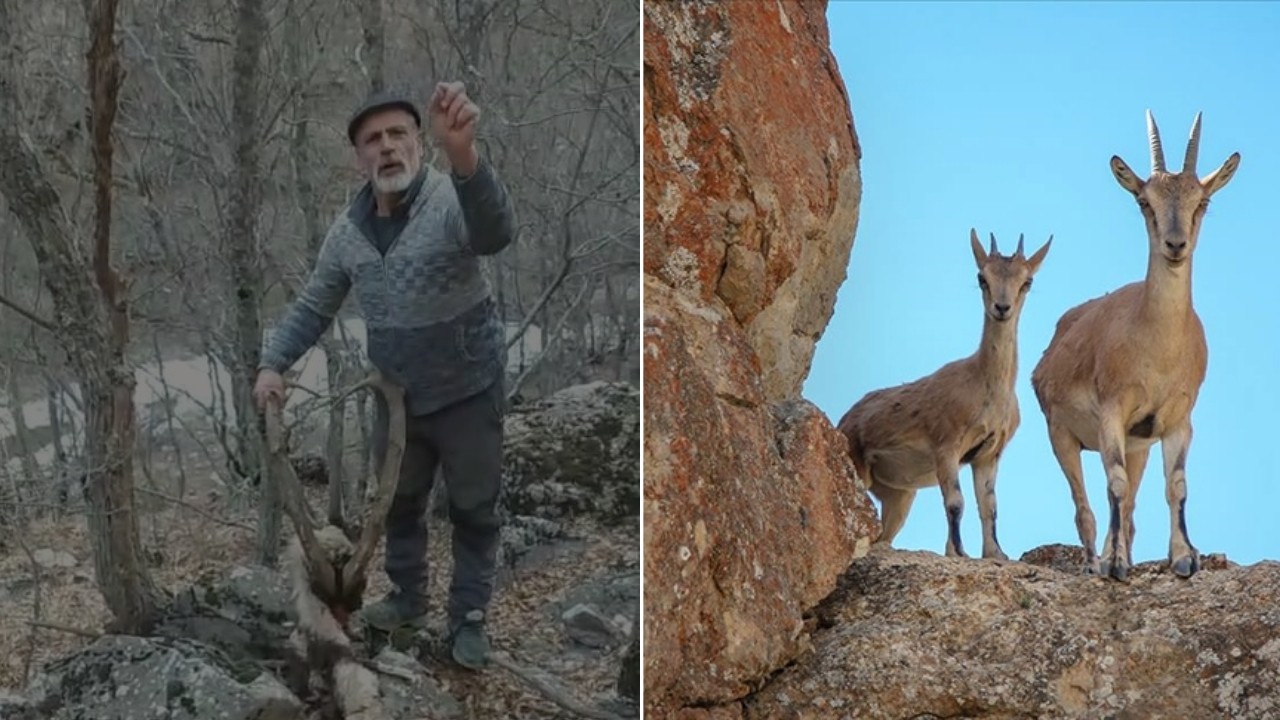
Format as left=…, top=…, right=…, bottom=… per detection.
left=743, top=547, right=1280, bottom=720
left=643, top=1, right=877, bottom=717
left=643, top=0, right=862, bottom=402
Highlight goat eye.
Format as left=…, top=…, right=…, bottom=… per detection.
left=977, top=274, right=988, bottom=289
left=1021, top=280, right=1032, bottom=292
left=1137, top=198, right=1152, bottom=211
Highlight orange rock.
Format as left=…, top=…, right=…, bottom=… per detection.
left=643, top=0, right=862, bottom=402
left=643, top=2, right=875, bottom=716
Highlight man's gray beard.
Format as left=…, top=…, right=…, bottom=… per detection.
left=373, top=169, right=412, bottom=194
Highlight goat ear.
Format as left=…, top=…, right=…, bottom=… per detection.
left=1111, top=155, right=1143, bottom=195
left=969, top=228, right=987, bottom=267
left=1027, top=235, right=1052, bottom=275
left=1202, top=152, right=1240, bottom=196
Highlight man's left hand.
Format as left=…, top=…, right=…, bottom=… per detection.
left=430, top=81, right=480, bottom=176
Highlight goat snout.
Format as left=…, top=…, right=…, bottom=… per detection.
left=993, top=303, right=1011, bottom=318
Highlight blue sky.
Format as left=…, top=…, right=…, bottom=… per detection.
left=805, top=1, right=1280, bottom=567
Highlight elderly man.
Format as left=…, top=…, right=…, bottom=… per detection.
left=253, top=82, right=515, bottom=670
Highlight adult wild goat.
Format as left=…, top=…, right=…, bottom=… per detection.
left=1031, top=111, right=1240, bottom=582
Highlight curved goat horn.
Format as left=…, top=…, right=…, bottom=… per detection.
left=1147, top=109, right=1167, bottom=174
left=1015, top=233, right=1025, bottom=258
left=988, top=232, right=999, bottom=256
left=1183, top=111, right=1202, bottom=175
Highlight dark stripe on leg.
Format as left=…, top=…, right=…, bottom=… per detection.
left=947, top=504, right=964, bottom=556
left=1107, top=490, right=1120, bottom=535
left=1178, top=497, right=1190, bottom=546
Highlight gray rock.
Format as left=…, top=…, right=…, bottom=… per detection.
left=371, top=648, right=463, bottom=719
left=0, top=688, right=35, bottom=720
left=32, top=548, right=76, bottom=569
left=562, top=604, right=624, bottom=649
left=501, top=381, right=639, bottom=525
left=498, top=515, right=569, bottom=569
left=552, top=569, right=640, bottom=634
left=153, top=564, right=296, bottom=664
left=25, top=634, right=303, bottom=720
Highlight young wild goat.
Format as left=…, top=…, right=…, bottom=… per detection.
left=837, top=230, right=1051, bottom=560
left=1031, top=111, right=1240, bottom=582
left=265, top=369, right=408, bottom=719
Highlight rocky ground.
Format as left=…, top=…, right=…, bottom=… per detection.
left=738, top=545, right=1280, bottom=720
left=0, top=380, right=639, bottom=720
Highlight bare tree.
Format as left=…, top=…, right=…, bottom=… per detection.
left=0, top=0, right=162, bottom=632
left=221, top=0, right=278, bottom=564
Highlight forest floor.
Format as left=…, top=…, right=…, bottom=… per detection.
left=0, top=481, right=639, bottom=718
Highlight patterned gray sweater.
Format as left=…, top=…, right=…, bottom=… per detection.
left=261, top=157, right=515, bottom=416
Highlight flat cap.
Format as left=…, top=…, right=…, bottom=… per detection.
left=347, top=89, right=422, bottom=145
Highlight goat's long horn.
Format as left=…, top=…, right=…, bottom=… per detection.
left=988, top=232, right=999, bottom=256
left=265, top=400, right=336, bottom=597
left=1147, top=109, right=1167, bottom=174
left=343, top=369, right=408, bottom=596
left=1183, top=111, right=1202, bottom=175
left=1015, top=233, right=1025, bottom=258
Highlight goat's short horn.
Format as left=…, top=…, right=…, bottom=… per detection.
left=988, top=232, right=999, bottom=256
left=1015, top=233, right=1025, bottom=258
left=1183, top=111, right=1202, bottom=175
left=1147, top=109, right=1167, bottom=174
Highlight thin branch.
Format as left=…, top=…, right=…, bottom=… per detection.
left=0, top=292, right=57, bottom=333
left=135, top=487, right=255, bottom=532
left=185, top=30, right=231, bottom=46
left=490, top=650, right=623, bottom=720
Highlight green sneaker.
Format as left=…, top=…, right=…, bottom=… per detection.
left=358, top=591, right=427, bottom=632
left=450, top=609, right=490, bottom=670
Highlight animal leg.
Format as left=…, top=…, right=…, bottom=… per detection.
left=1097, top=412, right=1132, bottom=582
left=970, top=457, right=1007, bottom=561
left=1122, top=447, right=1150, bottom=568
left=935, top=455, right=967, bottom=558
left=1047, top=420, right=1098, bottom=575
left=869, top=480, right=916, bottom=547
left=1161, top=422, right=1200, bottom=578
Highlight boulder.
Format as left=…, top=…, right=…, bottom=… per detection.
left=23, top=634, right=302, bottom=720
left=501, top=381, right=639, bottom=524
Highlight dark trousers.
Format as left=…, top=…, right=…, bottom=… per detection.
left=371, top=379, right=505, bottom=625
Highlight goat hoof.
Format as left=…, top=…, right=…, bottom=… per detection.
left=1171, top=554, right=1200, bottom=578
left=984, top=549, right=1009, bottom=562
left=1101, top=559, right=1129, bottom=582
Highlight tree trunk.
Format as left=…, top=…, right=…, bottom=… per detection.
left=224, top=0, right=274, bottom=565
left=45, top=371, right=64, bottom=463
left=0, top=0, right=163, bottom=633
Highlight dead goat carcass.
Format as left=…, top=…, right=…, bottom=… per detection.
left=265, top=369, right=407, bottom=719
